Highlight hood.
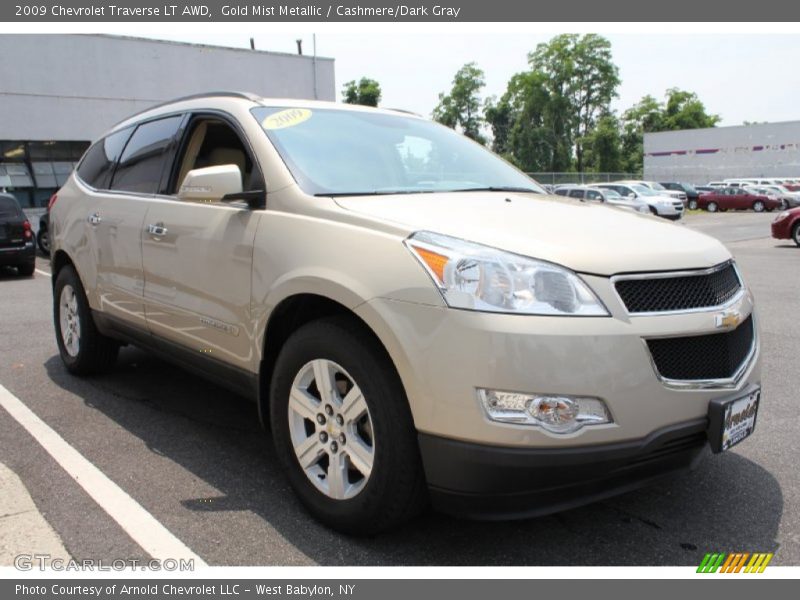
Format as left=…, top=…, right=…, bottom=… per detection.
left=334, top=192, right=730, bottom=275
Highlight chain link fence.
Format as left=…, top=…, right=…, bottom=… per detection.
left=526, top=172, right=642, bottom=186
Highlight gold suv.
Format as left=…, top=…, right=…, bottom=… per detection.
left=50, top=93, right=761, bottom=534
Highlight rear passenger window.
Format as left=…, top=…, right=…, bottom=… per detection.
left=76, top=127, right=133, bottom=190
left=110, top=116, right=183, bottom=194
left=568, top=189, right=584, bottom=199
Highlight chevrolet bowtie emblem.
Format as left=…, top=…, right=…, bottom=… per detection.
left=715, top=310, right=742, bottom=329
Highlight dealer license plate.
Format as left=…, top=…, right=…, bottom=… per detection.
left=708, top=389, right=760, bottom=453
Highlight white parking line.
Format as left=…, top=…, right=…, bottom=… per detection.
left=35, top=269, right=51, bottom=278
left=0, top=383, right=207, bottom=567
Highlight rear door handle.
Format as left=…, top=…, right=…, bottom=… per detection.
left=87, top=212, right=102, bottom=225
left=147, top=223, right=168, bottom=237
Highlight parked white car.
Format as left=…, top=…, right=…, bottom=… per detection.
left=593, top=183, right=685, bottom=220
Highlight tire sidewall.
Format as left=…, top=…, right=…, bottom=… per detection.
left=53, top=266, right=91, bottom=371
left=793, top=222, right=800, bottom=247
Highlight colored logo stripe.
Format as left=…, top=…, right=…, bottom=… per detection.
left=697, top=552, right=773, bottom=573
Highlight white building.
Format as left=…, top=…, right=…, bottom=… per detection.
left=644, top=121, right=800, bottom=184
left=0, top=34, right=335, bottom=207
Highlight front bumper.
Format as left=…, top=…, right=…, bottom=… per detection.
left=0, top=241, right=35, bottom=266
left=358, top=281, right=760, bottom=449
left=419, top=416, right=715, bottom=519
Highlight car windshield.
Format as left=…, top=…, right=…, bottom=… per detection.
left=632, top=185, right=657, bottom=196
left=251, top=106, right=546, bottom=196
left=682, top=183, right=697, bottom=193
left=649, top=182, right=666, bottom=190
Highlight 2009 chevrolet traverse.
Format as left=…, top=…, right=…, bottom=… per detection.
left=50, top=93, right=761, bottom=534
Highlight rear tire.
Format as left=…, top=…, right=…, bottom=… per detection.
left=688, top=199, right=698, bottom=210
left=17, top=262, right=35, bottom=277
left=37, top=228, right=50, bottom=255
left=269, top=316, right=427, bottom=535
left=753, top=200, right=765, bottom=212
left=53, top=265, right=119, bottom=375
left=793, top=222, right=800, bottom=247
left=707, top=202, right=718, bottom=213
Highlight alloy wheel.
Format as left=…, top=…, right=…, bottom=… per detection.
left=287, top=359, right=375, bottom=500
left=59, top=284, right=81, bottom=357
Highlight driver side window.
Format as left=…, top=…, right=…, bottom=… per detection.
left=169, top=117, right=263, bottom=196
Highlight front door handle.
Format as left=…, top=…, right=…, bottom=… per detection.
left=88, top=212, right=102, bottom=225
left=147, top=223, right=168, bottom=237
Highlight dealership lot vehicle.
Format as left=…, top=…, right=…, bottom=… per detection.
left=618, top=180, right=687, bottom=204
left=771, top=207, right=800, bottom=246
left=553, top=184, right=649, bottom=213
left=592, top=182, right=684, bottom=219
left=660, top=181, right=699, bottom=207
left=49, top=93, right=760, bottom=534
left=698, top=187, right=782, bottom=213
left=0, top=192, right=36, bottom=276
left=746, top=184, right=800, bottom=209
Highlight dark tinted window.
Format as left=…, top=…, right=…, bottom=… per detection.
left=568, top=189, right=584, bottom=199
left=586, top=189, right=603, bottom=201
left=77, top=128, right=133, bottom=189
left=0, top=194, right=22, bottom=217
left=111, top=116, right=183, bottom=194
left=554, top=188, right=569, bottom=196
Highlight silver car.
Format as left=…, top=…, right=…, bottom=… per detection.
left=555, top=184, right=650, bottom=214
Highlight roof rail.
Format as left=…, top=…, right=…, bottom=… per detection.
left=111, top=91, right=262, bottom=129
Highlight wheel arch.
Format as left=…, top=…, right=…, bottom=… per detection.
left=257, top=292, right=411, bottom=430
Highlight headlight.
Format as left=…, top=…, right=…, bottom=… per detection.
left=405, top=231, right=608, bottom=316
left=774, top=211, right=790, bottom=222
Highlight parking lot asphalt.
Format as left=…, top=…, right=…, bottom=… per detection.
left=0, top=211, right=797, bottom=567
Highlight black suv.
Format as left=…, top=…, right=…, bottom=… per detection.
left=660, top=182, right=701, bottom=209
left=0, top=193, right=36, bottom=276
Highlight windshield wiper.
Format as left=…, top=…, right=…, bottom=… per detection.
left=315, top=190, right=437, bottom=197
left=448, top=186, right=542, bottom=194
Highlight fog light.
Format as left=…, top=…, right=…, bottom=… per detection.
left=478, top=389, right=612, bottom=434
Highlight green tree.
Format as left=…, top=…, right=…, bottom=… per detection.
left=528, top=34, right=620, bottom=172
left=582, top=114, right=622, bottom=172
left=484, top=34, right=620, bottom=172
left=432, top=62, right=487, bottom=144
left=341, top=77, right=382, bottom=107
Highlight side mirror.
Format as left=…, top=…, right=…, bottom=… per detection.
left=178, top=165, right=243, bottom=204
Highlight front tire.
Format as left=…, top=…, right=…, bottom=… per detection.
left=53, top=265, right=119, bottom=375
left=688, top=199, right=698, bottom=210
left=707, top=202, right=718, bottom=213
left=793, top=222, right=800, bottom=247
left=269, top=316, right=427, bottom=535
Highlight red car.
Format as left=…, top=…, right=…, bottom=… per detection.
left=771, top=207, right=800, bottom=246
left=698, top=187, right=782, bottom=212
